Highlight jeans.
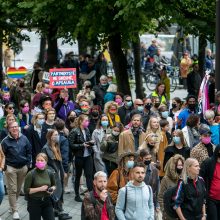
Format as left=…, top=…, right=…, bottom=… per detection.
left=207, top=197, right=220, bottom=220
left=74, top=156, right=93, bottom=195
left=5, top=165, right=28, bottom=212
left=0, top=171, right=5, bottom=204
left=28, top=197, right=55, bottom=220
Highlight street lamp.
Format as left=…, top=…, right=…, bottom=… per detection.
left=216, top=0, right=220, bottom=90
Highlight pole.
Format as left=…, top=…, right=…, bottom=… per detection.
left=216, top=0, right=220, bottom=90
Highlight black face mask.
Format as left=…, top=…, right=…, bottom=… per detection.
left=172, top=103, right=177, bottom=109
left=92, top=112, right=99, bottom=117
left=154, top=103, right=160, bottom=108
left=145, top=103, right=152, bottom=111
left=147, top=143, right=155, bottom=149
left=176, top=168, right=183, bottom=174
left=144, top=160, right=151, bottom=166
left=69, top=117, right=75, bottom=122
left=188, top=104, right=196, bottom=110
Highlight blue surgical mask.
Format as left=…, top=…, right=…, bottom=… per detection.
left=161, top=111, right=169, bottom=119
left=137, top=106, right=144, bottom=112
left=37, top=119, right=45, bottom=126
left=126, top=160, right=134, bottom=169
left=101, top=83, right=108, bottom=87
left=101, top=121, right=109, bottom=127
left=126, top=101, right=132, bottom=107
left=173, top=136, right=181, bottom=144
left=53, top=136, right=60, bottom=143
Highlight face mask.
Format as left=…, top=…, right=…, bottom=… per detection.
left=82, top=121, right=90, bottom=128
left=137, top=106, right=144, bottom=112
left=172, top=103, right=177, bottom=109
left=108, top=81, right=112, bottom=85
left=144, top=160, right=151, bottom=166
left=126, top=101, right=132, bottom=107
left=173, top=136, right=181, bottom=144
left=43, top=88, right=53, bottom=94
left=53, top=136, right=60, bottom=143
left=112, top=131, right=120, bottom=136
left=161, top=111, right=169, bottom=119
left=148, top=143, right=155, bottom=149
left=110, top=110, right=117, bottom=114
left=22, top=106, right=29, bottom=114
left=101, top=121, right=109, bottom=127
left=154, top=103, right=160, bottom=108
left=101, top=83, right=108, bottom=87
left=3, top=96, right=10, bottom=101
left=115, top=98, right=122, bottom=105
left=81, top=107, right=89, bottom=112
left=37, top=119, right=45, bottom=126
left=69, top=117, right=75, bottom=122
left=201, top=136, right=211, bottom=145
left=35, top=161, right=46, bottom=169
left=92, top=112, right=99, bottom=117
left=145, top=103, right=152, bottom=110
left=188, top=103, right=196, bottom=110
left=126, top=160, right=134, bottom=169
left=176, top=168, right=183, bottom=175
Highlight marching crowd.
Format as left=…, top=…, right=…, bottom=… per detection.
left=0, top=52, right=219, bottom=220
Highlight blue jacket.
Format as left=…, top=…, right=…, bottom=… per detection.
left=1, top=133, right=32, bottom=168
left=115, top=181, right=154, bottom=220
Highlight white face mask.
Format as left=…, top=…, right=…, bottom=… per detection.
left=112, top=131, right=120, bottom=136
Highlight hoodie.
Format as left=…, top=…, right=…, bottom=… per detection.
left=115, top=181, right=154, bottom=220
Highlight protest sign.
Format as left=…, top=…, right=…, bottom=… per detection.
left=49, top=68, right=77, bottom=89
left=42, top=71, right=50, bottom=83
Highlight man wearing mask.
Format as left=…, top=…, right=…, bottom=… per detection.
left=118, top=95, right=134, bottom=125
left=82, top=171, right=115, bottom=220
left=177, top=95, right=197, bottom=129
left=200, top=147, right=220, bottom=220
left=2, top=121, right=32, bottom=219
left=191, top=125, right=215, bottom=165
left=118, top=114, right=146, bottom=155
left=116, top=162, right=154, bottom=220
left=93, top=75, right=109, bottom=109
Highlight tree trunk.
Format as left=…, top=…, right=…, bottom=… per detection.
left=132, top=35, right=144, bottom=99
left=108, top=33, right=131, bottom=95
left=198, top=35, right=207, bottom=78
left=45, top=26, right=58, bottom=71
left=77, top=34, right=88, bottom=55
left=39, top=36, right=46, bottom=68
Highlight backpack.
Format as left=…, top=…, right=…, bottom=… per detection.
left=24, top=168, right=54, bottom=201
left=163, top=181, right=182, bottom=218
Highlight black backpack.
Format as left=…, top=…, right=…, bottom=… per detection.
left=163, top=181, right=182, bottom=218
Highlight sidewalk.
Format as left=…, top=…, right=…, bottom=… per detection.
left=0, top=193, right=82, bottom=220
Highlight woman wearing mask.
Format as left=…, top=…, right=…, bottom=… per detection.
left=114, top=93, right=124, bottom=107
left=107, top=152, right=136, bottom=205
left=24, top=153, right=56, bottom=220
left=65, top=110, right=77, bottom=131
left=158, top=105, right=173, bottom=133
left=26, top=113, right=46, bottom=167
left=204, top=110, right=220, bottom=145
left=158, top=154, right=185, bottom=220
left=18, top=100, right=32, bottom=133
left=164, top=129, right=190, bottom=168
left=101, top=122, right=124, bottom=176
left=41, top=130, right=70, bottom=219
left=68, top=115, right=93, bottom=202
left=41, top=108, right=56, bottom=146
left=104, top=101, right=121, bottom=127
left=88, top=105, right=102, bottom=134
left=169, top=97, right=182, bottom=122
left=79, top=100, right=90, bottom=115
left=173, top=158, right=206, bottom=220
left=92, top=114, right=111, bottom=172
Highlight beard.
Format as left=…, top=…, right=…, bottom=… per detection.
left=96, top=186, right=105, bottom=192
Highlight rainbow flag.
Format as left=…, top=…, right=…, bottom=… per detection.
left=7, top=66, right=27, bottom=78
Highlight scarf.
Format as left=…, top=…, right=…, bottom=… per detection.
left=107, top=113, right=120, bottom=127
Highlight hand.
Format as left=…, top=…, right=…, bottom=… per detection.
left=84, top=143, right=90, bottom=147
left=156, top=208, right=160, bottom=212
left=201, top=216, right=206, bottom=220
left=64, top=173, right=68, bottom=179
left=99, top=189, right=108, bottom=202
left=24, top=125, right=29, bottom=129
left=39, top=185, right=48, bottom=192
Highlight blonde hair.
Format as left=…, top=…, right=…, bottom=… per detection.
left=104, top=101, right=118, bottom=114
left=36, top=153, right=48, bottom=162
left=35, top=82, right=44, bottom=93
left=182, top=158, right=199, bottom=184
left=31, top=112, right=45, bottom=125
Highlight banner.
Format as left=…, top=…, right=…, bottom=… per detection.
left=49, top=68, right=77, bottom=89
left=7, top=66, right=27, bottom=78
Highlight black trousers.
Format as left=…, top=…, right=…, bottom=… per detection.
left=103, top=159, right=117, bottom=177
left=27, top=197, right=55, bottom=220
left=74, top=155, right=93, bottom=195
left=207, top=197, right=220, bottom=220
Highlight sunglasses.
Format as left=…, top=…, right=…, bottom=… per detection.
left=8, top=106, right=14, bottom=110
left=136, top=104, right=144, bottom=106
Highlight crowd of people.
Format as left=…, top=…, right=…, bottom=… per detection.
left=0, top=47, right=219, bottom=220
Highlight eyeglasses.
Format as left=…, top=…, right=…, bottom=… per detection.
left=8, top=106, right=14, bottom=110
left=136, top=104, right=144, bottom=106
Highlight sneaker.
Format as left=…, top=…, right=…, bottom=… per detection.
left=13, top=211, right=20, bottom=219
left=75, top=195, right=83, bottom=202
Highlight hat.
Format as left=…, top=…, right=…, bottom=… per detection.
left=199, top=124, right=212, bottom=135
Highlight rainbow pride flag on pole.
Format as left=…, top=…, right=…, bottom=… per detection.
left=7, top=66, right=27, bottom=78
